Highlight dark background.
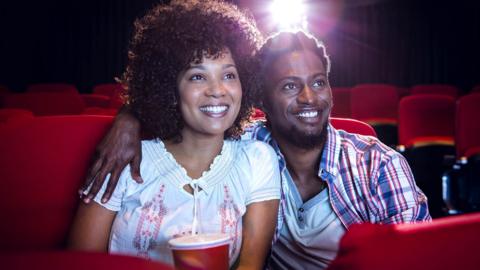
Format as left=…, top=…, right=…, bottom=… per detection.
left=1, top=0, right=479, bottom=93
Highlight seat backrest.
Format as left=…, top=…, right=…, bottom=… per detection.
left=0, top=108, right=34, bottom=126
left=92, top=83, right=124, bottom=98
left=0, top=115, right=113, bottom=250
left=331, top=87, right=351, bottom=118
left=472, top=85, right=480, bottom=93
left=3, top=93, right=85, bottom=116
left=411, top=84, right=459, bottom=98
left=350, top=84, right=399, bottom=123
left=328, top=212, right=480, bottom=270
left=330, top=117, right=377, bottom=137
left=27, top=83, right=78, bottom=94
left=456, top=93, right=480, bottom=157
left=0, top=251, right=173, bottom=270
left=398, top=94, right=455, bottom=147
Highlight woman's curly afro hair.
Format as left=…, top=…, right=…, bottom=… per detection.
left=122, top=0, right=263, bottom=141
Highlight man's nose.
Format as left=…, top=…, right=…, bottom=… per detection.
left=297, top=85, right=316, bottom=104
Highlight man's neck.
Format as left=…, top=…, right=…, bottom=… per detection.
left=272, top=132, right=325, bottom=182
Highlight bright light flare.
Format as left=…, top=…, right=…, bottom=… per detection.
left=269, top=0, right=307, bottom=30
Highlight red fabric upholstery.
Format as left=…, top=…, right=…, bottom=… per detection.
left=81, top=94, right=111, bottom=108
left=92, top=84, right=125, bottom=109
left=456, top=93, right=480, bottom=157
left=331, top=87, right=351, bottom=118
left=330, top=117, right=377, bottom=137
left=0, top=85, right=11, bottom=107
left=328, top=213, right=480, bottom=270
left=93, top=83, right=124, bottom=97
left=0, top=109, right=34, bottom=124
left=396, top=87, right=410, bottom=98
left=27, top=83, right=78, bottom=94
left=0, top=251, right=173, bottom=270
left=83, top=107, right=118, bottom=116
left=411, top=84, right=459, bottom=98
left=251, top=108, right=266, bottom=121
left=472, top=85, right=480, bottom=93
left=0, top=116, right=113, bottom=250
left=0, top=85, right=10, bottom=92
left=398, top=94, right=455, bottom=147
left=3, top=93, right=85, bottom=115
left=350, top=84, right=399, bottom=124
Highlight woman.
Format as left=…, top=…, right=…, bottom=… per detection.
left=68, top=1, right=280, bottom=269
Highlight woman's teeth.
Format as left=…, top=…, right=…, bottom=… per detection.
left=200, top=105, right=228, bottom=113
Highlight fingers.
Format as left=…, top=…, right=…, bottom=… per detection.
left=130, top=154, right=143, bottom=183
left=83, top=165, right=112, bottom=204
left=102, top=168, right=122, bottom=204
left=79, top=157, right=104, bottom=196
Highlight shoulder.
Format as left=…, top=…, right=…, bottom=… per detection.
left=336, top=129, right=399, bottom=164
left=233, top=139, right=277, bottom=159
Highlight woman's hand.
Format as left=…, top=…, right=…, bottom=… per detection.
left=236, top=199, right=279, bottom=270
left=80, top=108, right=143, bottom=204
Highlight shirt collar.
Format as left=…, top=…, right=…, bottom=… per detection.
left=318, top=123, right=341, bottom=180
left=256, top=121, right=341, bottom=179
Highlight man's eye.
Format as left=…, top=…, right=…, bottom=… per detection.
left=313, top=80, right=326, bottom=88
left=190, top=74, right=204, bottom=81
left=283, top=83, right=297, bottom=90
left=224, top=73, right=236, bottom=80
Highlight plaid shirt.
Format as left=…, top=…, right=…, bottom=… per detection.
left=244, top=121, right=431, bottom=234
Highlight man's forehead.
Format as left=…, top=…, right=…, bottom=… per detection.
left=269, top=50, right=326, bottom=77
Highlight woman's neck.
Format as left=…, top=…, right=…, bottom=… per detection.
left=164, top=130, right=225, bottom=180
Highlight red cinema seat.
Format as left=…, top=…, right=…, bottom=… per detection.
left=398, top=94, right=456, bottom=217
left=0, top=115, right=113, bottom=251
left=471, top=85, right=480, bottom=93
left=81, top=94, right=111, bottom=108
left=83, top=107, right=118, bottom=116
left=93, top=83, right=125, bottom=109
left=250, top=107, right=266, bottom=121
left=3, top=92, right=85, bottom=115
left=399, top=95, right=455, bottom=148
left=0, top=85, right=11, bottom=106
left=0, top=109, right=34, bottom=127
left=456, top=93, right=480, bottom=158
left=0, top=251, right=173, bottom=270
left=330, top=117, right=377, bottom=137
left=27, top=83, right=78, bottom=94
left=350, top=84, right=399, bottom=146
left=93, top=83, right=124, bottom=97
left=331, top=87, right=351, bottom=118
left=328, top=212, right=480, bottom=270
left=451, top=94, right=480, bottom=212
left=396, top=87, right=410, bottom=98
left=411, top=84, right=459, bottom=98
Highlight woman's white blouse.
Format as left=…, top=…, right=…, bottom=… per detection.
left=91, top=139, right=281, bottom=266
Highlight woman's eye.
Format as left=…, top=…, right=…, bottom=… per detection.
left=313, top=79, right=326, bottom=88
left=189, top=74, right=204, bottom=81
left=224, top=73, right=236, bottom=80
left=283, top=83, right=297, bottom=90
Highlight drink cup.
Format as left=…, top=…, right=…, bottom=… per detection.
left=168, top=233, right=231, bottom=270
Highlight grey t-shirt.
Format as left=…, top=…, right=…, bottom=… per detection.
left=269, top=169, right=346, bottom=270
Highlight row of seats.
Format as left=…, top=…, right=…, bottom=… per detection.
left=331, top=84, right=480, bottom=146
left=0, top=83, right=124, bottom=114
left=0, top=115, right=373, bottom=251
left=1, top=115, right=479, bottom=270
left=398, top=94, right=480, bottom=217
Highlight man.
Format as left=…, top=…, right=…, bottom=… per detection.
left=82, top=30, right=431, bottom=269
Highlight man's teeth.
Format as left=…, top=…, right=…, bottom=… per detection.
left=297, top=111, right=318, bottom=118
left=200, top=105, right=228, bottom=113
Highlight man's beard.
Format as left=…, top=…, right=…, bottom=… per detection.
left=276, top=121, right=328, bottom=149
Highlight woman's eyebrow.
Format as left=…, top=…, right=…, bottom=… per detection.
left=222, top=64, right=237, bottom=69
